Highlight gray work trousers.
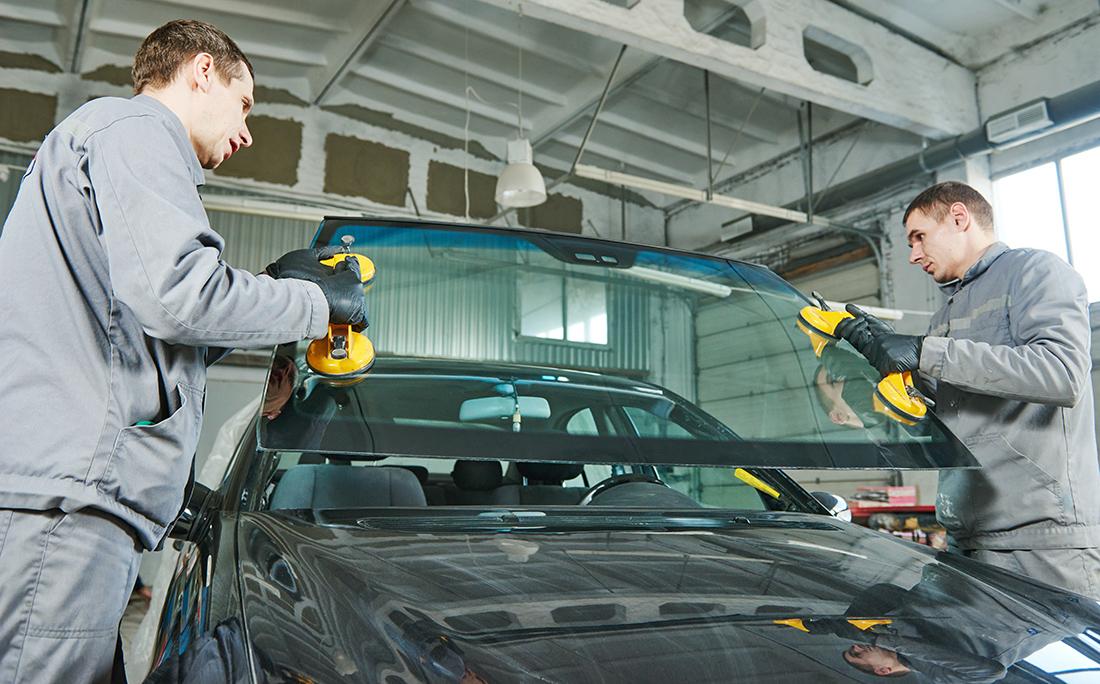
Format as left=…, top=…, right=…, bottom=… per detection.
left=962, top=546, right=1100, bottom=600
left=0, top=507, right=141, bottom=683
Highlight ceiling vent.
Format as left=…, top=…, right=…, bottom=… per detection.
left=985, top=100, right=1053, bottom=145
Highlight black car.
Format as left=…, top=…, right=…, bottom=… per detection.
left=148, top=218, right=1100, bottom=683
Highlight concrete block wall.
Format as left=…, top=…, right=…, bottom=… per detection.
left=0, top=56, right=667, bottom=246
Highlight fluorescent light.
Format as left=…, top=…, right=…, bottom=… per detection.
left=824, top=300, right=904, bottom=321
left=623, top=266, right=733, bottom=298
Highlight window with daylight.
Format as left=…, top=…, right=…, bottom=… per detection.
left=993, top=143, right=1100, bottom=302
left=519, top=273, right=608, bottom=345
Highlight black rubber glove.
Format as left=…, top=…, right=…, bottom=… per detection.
left=834, top=304, right=894, bottom=352
left=834, top=304, right=922, bottom=375
left=264, top=247, right=339, bottom=282
left=315, top=259, right=368, bottom=329
left=862, top=333, right=923, bottom=375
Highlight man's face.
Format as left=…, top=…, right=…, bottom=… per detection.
left=905, top=205, right=970, bottom=284
left=844, top=643, right=908, bottom=676
left=191, top=61, right=253, bottom=169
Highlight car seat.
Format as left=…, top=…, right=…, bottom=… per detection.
left=447, top=460, right=520, bottom=505
left=269, top=464, right=427, bottom=509
left=512, top=462, right=586, bottom=505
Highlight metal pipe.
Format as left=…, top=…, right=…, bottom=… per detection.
left=68, top=0, right=92, bottom=73
left=1055, top=158, right=1073, bottom=264
left=570, top=44, right=628, bottom=173
left=807, top=103, right=814, bottom=217
left=747, top=78, right=1100, bottom=237
left=704, top=70, right=713, bottom=200
left=313, top=0, right=407, bottom=106
left=796, top=102, right=814, bottom=224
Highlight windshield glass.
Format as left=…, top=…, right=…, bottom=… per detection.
left=257, top=219, right=975, bottom=470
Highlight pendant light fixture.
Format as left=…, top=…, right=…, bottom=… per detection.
left=494, top=10, right=546, bottom=208
left=496, top=138, right=546, bottom=208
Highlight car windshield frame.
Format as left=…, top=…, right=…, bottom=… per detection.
left=255, top=217, right=977, bottom=471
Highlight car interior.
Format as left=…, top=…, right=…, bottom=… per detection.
left=262, top=455, right=766, bottom=512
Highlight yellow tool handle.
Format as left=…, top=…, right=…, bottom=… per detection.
left=320, top=252, right=376, bottom=284
left=797, top=305, right=928, bottom=424
left=796, top=306, right=854, bottom=356
left=734, top=468, right=781, bottom=499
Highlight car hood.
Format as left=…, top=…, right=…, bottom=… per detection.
left=236, top=509, right=1100, bottom=683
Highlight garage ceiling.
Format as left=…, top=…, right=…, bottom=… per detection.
left=0, top=0, right=1096, bottom=209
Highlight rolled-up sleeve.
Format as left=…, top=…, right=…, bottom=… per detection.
left=87, top=115, right=328, bottom=346
left=919, top=252, right=1090, bottom=407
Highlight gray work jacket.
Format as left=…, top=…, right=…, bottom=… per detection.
left=919, top=242, right=1100, bottom=550
left=0, top=95, right=328, bottom=548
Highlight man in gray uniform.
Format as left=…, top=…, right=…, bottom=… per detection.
left=0, top=20, right=365, bottom=682
left=837, top=181, right=1100, bottom=598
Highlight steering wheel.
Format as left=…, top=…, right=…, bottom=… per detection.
left=578, top=473, right=668, bottom=506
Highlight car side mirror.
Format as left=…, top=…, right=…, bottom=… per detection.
left=170, top=481, right=214, bottom=542
left=811, top=491, right=852, bottom=522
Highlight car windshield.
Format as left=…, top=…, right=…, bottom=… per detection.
left=257, top=219, right=975, bottom=471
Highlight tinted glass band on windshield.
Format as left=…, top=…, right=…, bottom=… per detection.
left=257, top=219, right=977, bottom=470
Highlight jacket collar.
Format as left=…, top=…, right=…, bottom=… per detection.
left=938, top=242, right=1009, bottom=295
left=131, top=94, right=206, bottom=187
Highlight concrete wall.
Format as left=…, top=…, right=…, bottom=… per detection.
left=0, top=60, right=668, bottom=246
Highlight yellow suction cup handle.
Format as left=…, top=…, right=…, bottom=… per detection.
left=773, top=618, right=810, bottom=633
left=873, top=372, right=927, bottom=425
left=306, top=325, right=376, bottom=378
left=796, top=306, right=854, bottom=356
left=320, top=252, right=376, bottom=285
left=848, top=618, right=893, bottom=631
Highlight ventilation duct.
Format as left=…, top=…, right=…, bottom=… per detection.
left=985, top=100, right=1053, bottom=144
left=747, top=78, right=1100, bottom=237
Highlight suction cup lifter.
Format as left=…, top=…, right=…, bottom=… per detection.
left=306, top=246, right=377, bottom=380
left=797, top=304, right=928, bottom=427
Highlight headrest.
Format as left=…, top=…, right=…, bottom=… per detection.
left=451, top=460, right=503, bottom=491
left=269, top=465, right=427, bottom=510
left=517, top=462, right=584, bottom=485
left=398, top=465, right=429, bottom=486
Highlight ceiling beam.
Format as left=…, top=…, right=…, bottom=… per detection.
left=624, top=82, right=779, bottom=144
left=554, top=137, right=698, bottom=184
left=529, top=49, right=661, bottom=151
left=596, top=111, right=715, bottom=158
left=380, top=34, right=568, bottom=106
left=476, top=0, right=979, bottom=137
left=0, top=2, right=62, bottom=26
left=349, top=64, right=534, bottom=130
left=89, top=18, right=329, bottom=67
left=991, top=0, right=1043, bottom=21
left=312, top=0, right=407, bottom=105
left=414, top=0, right=602, bottom=77
left=150, top=0, right=341, bottom=31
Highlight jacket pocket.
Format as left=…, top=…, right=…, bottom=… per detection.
left=98, top=383, right=204, bottom=528
left=966, top=433, right=1064, bottom=533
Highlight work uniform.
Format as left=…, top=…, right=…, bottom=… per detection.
left=919, top=242, right=1100, bottom=597
left=837, top=558, right=1098, bottom=681
left=0, top=95, right=328, bottom=682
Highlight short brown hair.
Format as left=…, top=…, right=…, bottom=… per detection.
left=132, top=20, right=253, bottom=94
left=902, top=181, right=994, bottom=232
